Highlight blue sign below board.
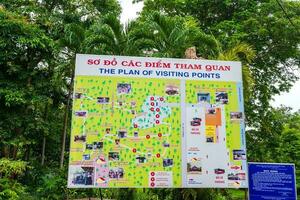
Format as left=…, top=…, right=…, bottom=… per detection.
left=248, top=162, right=297, bottom=200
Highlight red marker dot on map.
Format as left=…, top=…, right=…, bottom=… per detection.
left=132, top=148, right=136, bottom=153
left=150, top=97, right=154, bottom=101
left=158, top=133, right=162, bottom=137
left=146, top=135, right=150, bottom=139
left=156, top=108, right=160, bottom=112
left=151, top=177, right=155, bottom=181
left=150, top=107, right=155, bottom=112
left=160, top=97, right=164, bottom=101
left=151, top=102, right=155, bottom=106
left=155, top=120, right=160, bottom=124
left=156, top=153, right=160, bottom=158
left=151, top=182, right=155, bottom=187
left=155, top=114, right=160, bottom=118
left=150, top=172, right=155, bottom=176
left=134, top=124, right=138, bottom=128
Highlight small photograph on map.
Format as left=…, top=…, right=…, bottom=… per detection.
left=93, top=142, right=103, bottom=149
left=117, top=83, right=131, bottom=94
left=74, top=135, right=86, bottom=142
left=228, top=172, right=246, bottom=180
left=147, top=152, right=152, bottom=158
left=131, top=110, right=136, bottom=115
left=83, top=154, right=90, bottom=160
left=86, top=144, right=93, bottom=150
left=108, top=168, right=124, bottom=179
left=163, top=141, right=170, bottom=147
left=233, top=150, right=246, bottom=160
left=108, top=152, right=119, bottom=161
left=237, top=172, right=246, bottom=180
left=216, top=92, right=228, bottom=104
left=74, top=92, right=84, bottom=99
left=75, top=111, right=87, bottom=117
left=197, top=92, right=210, bottom=103
left=207, top=108, right=216, bottom=115
left=206, top=137, right=214, bottom=143
left=187, top=160, right=202, bottom=173
left=97, top=97, right=109, bottom=104
left=230, top=112, right=243, bottom=120
left=165, top=85, right=179, bottom=95
left=115, top=139, right=120, bottom=145
left=236, top=172, right=246, bottom=180
left=136, top=155, right=147, bottom=164
left=190, top=117, right=202, bottom=126
left=134, top=131, right=138, bottom=137
left=71, top=166, right=94, bottom=186
left=163, top=159, right=173, bottom=167
left=214, top=168, right=225, bottom=174
left=227, top=173, right=239, bottom=180
left=131, top=101, right=136, bottom=107
left=118, top=130, right=127, bottom=138
left=106, top=128, right=111, bottom=134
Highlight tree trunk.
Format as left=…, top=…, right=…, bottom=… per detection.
left=99, top=189, right=103, bottom=200
left=12, top=146, right=18, bottom=160
left=41, top=136, right=46, bottom=165
left=11, top=128, right=22, bottom=160
left=2, top=145, right=10, bottom=158
left=60, top=72, right=74, bottom=168
left=41, top=103, right=49, bottom=166
left=24, top=145, right=30, bottom=161
left=185, top=46, right=198, bottom=59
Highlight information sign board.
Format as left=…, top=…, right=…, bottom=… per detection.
left=67, top=54, right=247, bottom=188
left=248, top=162, right=297, bottom=200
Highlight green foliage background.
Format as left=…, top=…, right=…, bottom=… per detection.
left=0, top=0, right=299, bottom=199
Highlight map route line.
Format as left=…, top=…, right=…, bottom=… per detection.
left=160, top=102, right=180, bottom=107
left=160, top=122, right=172, bottom=157
left=83, top=117, right=87, bottom=135
left=162, top=147, right=168, bottom=157
left=104, top=137, right=147, bottom=156
left=85, top=95, right=94, bottom=100
left=113, top=106, right=132, bottom=112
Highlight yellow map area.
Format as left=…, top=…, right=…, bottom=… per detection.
left=69, top=76, right=181, bottom=187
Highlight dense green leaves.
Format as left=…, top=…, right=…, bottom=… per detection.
left=0, top=158, right=29, bottom=199
left=0, top=8, right=54, bottom=157
left=83, top=13, right=135, bottom=55
left=133, top=12, right=219, bottom=58
left=0, top=158, right=27, bottom=177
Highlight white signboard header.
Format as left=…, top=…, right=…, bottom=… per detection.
left=76, top=54, right=242, bottom=82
